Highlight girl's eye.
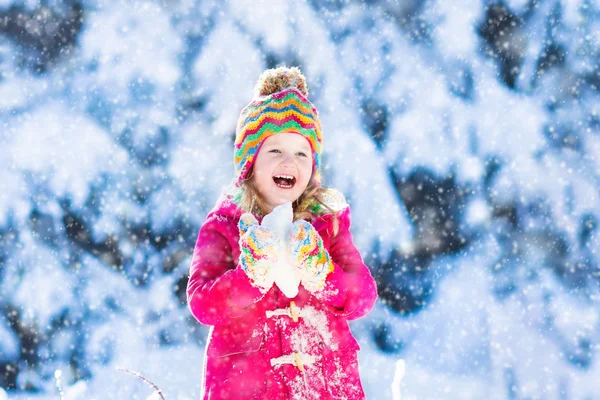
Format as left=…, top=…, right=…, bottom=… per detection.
left=269, top=149, right=307, bottom=157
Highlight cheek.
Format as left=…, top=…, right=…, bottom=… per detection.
left=298, top=167, right=313, bottom=188
left=253, top=158, right=274, bottom=178
left=301, top=157, right=313, bottom=172
left=254, top=173, right=274, bottom=190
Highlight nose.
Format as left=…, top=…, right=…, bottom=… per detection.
left=280, top=152, right=295, bottom=166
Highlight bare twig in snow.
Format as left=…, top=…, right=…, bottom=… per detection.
left=117, top=367, right=166, bottom=400
left=54, top=370, right=65, bottom=400
left=392, top=359, right=406, bottom=400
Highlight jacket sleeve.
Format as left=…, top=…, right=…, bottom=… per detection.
left=186, top=215, right=266, bottom=326
left=314, top=206, right=378, bottom=320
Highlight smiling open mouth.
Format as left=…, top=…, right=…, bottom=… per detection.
left=272, top=174, right=296, bottom=189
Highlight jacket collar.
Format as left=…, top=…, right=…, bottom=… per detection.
left=206, top=194, right=248, bottom=221
left=207, top=194, right=335, bottom=232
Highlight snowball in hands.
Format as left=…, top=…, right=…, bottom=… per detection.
left=261, top=202, right=301, bottom=298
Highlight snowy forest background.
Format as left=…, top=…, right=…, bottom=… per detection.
left=1, top=0, right=599, bottom=399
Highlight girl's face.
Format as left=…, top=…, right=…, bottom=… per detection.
left=252, top=132, right=314, bottom=211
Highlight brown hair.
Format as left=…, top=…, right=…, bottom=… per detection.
left=232, top=166, right=342, bottom=237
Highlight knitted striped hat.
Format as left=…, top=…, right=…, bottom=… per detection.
left=234, top=66, right=322, bottom=186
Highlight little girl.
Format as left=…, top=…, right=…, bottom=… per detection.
left=187, top=66, right=378, bottom=399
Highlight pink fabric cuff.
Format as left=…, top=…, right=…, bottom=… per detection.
left=313, top=262, right=349, bottom=312
left=227, top=266, right=268, bottom=315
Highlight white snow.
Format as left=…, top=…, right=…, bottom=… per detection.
left=261, top=202, right=301, bottom=299
left=8, top=103, right=129, bottom=209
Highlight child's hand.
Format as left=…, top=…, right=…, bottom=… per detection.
left=238, top=213, right=280, bottom=292
left=287, top=220, right=334, bottom=293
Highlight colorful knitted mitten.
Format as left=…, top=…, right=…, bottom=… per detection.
left=238, top=213, right=280, bottom=293
left=287, top=220, right=334, bottom=293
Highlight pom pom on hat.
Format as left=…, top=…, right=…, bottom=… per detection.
left=253, top=66, right=309, bottom=98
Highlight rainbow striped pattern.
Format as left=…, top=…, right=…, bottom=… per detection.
left=238, top=213, right=279, bottom=292
left=289, top=220, right=334, bottom=292
left=234, top=87, right=322, bottom=185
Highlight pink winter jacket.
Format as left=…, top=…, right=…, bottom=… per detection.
left=187, top=194, right=378, bottom=400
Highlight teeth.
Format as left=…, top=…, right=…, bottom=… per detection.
left=274, top=174, right=295, bottom=180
